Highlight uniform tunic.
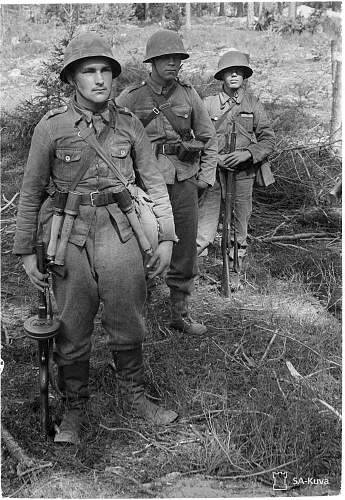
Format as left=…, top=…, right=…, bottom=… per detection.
left=197, top=87, right=275, bottom=257
left=14, top=100, right=176, bottom=364
left=117, top=76, right=218, bottom=295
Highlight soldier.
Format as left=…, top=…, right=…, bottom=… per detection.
left=197, top=50, right=275, bottom=289
left=13, top=32, right=179, bottom=445
left=117, top=29, right=218, bottom=335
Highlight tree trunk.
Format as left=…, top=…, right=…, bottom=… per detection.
left=185, top=2, right=191, bottom=29
left=258, top=2, right=263, bottom=19
left=330, top=58, right=342, bottom=159
left=236, top=2, right=244, bottom=17
left=288, top=2, right=297, bottom=19
left=247, top=2, right=255, bottom=28
left=219, top=2, right=225, bottom=16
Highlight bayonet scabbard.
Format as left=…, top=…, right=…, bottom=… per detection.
left=54, top=191, right=81, bottom=266
left=47, top=191, right=68, bottom=262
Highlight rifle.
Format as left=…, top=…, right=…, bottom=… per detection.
left=24, top=241, right=60, bottom=438
left=221, top=122, right=239, bottom=297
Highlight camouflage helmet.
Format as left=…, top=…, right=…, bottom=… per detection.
left=143, top=29, right=189, bottom=63
left=60, top=32, right=121, bottom=83
left=214, top=50, right=253, bottom=80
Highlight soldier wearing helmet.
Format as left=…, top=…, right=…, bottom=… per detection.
left=117, top=30, right=218, bottom=335
left=197, top=49, right=275, bottom=290
left=14, top=32, right=179, bottom=444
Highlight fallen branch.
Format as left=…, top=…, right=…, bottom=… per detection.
left=99, top=424, right=171, bottom=453
left=205, top=458, right=298, bottom=481
left=286, top=360, right=342, bottom=422
left=258, top=232, right=339, bottom=242
left=1, top=425, right=52, bottom=477
left=0, top=192, right=19, bottom=213
left=260, top=332, right=277, bottom=364
left=257, top=326, right=341, bottom=367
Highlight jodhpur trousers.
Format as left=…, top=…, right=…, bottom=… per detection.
left=197, top=175, right=255, bottom=260
left=166, top=178, right=199, bottom=296
left=53, top=207, right=146, bottom=366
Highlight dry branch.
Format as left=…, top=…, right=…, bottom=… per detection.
left=0, top=192, right=19, bottom=213
left=1, top=425, right=52, bottom=477
left=286, top=360, right=342, bottom=422
left=258, top=232, right=339, bottom=242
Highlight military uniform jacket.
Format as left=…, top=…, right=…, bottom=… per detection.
left=116, top=76, right=218, bottom=186
left=13, top=99, right=177, bottom=255
left=203, top=87, right=275, bottom=179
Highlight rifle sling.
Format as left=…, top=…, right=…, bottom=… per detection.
left=64, top=115, right=114, bottom=193
left=141, top=83, right=191, bottom=140
left=77, top=125, right=129, bottom=188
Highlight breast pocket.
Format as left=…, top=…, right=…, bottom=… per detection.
left=54, top=149, right=82, bottom=184
left=238, top=112, right=254, bottom=134
left=109, top=144, right=134, bottom=179
left=170, top=106, right=192, bottom=137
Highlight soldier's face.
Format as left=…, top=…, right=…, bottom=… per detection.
left=70, top=57, right=113, bottom=110
left=223, top=67, right=245, bottom=90
left=152, top=54, right=182, bottom=83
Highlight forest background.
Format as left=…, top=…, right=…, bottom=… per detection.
left=0, top=2, right=342, bottom=498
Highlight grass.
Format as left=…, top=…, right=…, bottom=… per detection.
left=1, top=13, right=342, bottom=498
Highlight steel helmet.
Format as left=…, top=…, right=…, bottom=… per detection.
left=214, top=50, right=253, bottom=80
left=143, top=29, right=189, bottom=63
left=60, top=32, right=121, bottom=83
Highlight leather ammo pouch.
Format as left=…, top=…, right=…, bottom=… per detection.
left=177, top=139, right=205, bottom=162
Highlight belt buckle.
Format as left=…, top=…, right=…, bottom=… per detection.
left=161, top=144, right=166, bottom=155
left=89, top=191, right=99, bottom=207
left=153, top=107, right=160, bottom=115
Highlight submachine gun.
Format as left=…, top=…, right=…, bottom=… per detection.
left=24, top=241, right=60, bottom=438
left=221, top=122, right=239, bottom=297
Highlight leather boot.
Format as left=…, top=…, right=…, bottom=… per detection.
left=113, top=348, right=178, bottom=425
left=169, top=291, right=207, bottom=335
left=54, top=361, right=89, bottom=445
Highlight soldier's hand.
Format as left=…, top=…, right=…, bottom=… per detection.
left=146, top=241, right=173, bottom=279
left=21, top=254, right=48, bottom=292
left=223, top=150, right=252, bottom=169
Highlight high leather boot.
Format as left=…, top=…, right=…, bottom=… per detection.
left=54, top=361, right=89, bottom=445
left=112, top=348, right=178, bottom=425
left=169, top=290, right=207, bottom=335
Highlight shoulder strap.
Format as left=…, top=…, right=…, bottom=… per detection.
left=214, top=100, right=238, bottom=131
left=69, top=121, right=113, bottom=191
left=142, top=84, right=192, bottom=140
left=77, top=125, right=129, bottom=188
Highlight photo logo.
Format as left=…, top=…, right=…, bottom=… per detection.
left=273, top=471, right=288, bottom=490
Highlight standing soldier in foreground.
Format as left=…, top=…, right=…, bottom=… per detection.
left=197, top=50, right=275, bottom=290
left=13, top=32, right=179, bottom=445
left=117, top=29, right=218, bottom=335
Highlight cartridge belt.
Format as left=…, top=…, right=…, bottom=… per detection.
left=155, top=143, right=181, bottom=156
left=79, top=190, right=120, bottom=207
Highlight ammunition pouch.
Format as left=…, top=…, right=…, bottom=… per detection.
left=155, top=140, right=205, bottom=163
left=177, top=139, right=205, bottom=162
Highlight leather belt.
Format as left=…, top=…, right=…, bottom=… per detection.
left=79, top=191, right=119, bottom=207
left=155, top=143, right=181, bottom=156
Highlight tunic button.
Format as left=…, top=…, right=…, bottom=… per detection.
left=120, top=150, right=125, bottom=156
left=65, top=155, right=71, bottom=162
left=184, top=114, right=188, bottom=118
